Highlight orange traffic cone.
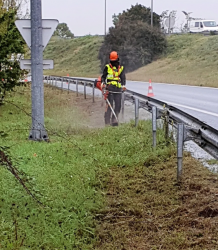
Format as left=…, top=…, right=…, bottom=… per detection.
left=147, top=79, right=154, bottom=97
left=66, top=74, right=69, bottom=84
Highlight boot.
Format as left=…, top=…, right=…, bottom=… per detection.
left=111, top=113, right=119, bottom=126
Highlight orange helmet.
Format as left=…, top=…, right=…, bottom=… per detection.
left=109, top=51, right=119, bottom=61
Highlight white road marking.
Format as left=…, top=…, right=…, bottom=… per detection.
left=128, top=80, right=218, bottom=90
left=161, top=100, right=218, bottom=117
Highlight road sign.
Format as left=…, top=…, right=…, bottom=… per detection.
left=15, top=19, right=59, bottom=50
left=165, top=17, right=176, bottom=28
left=20, top=59, right=54, bottom=70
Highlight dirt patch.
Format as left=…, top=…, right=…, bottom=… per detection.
left=46, top=85, right=151, bottom=129
left=94, top=153, right=218, bottom=250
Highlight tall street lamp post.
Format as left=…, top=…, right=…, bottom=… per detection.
left=105, top=0, right=107, bottom=35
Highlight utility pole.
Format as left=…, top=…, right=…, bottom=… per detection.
left=105, top=0, right=107, bottom=35
left=151, top=0, right=153, bottom=27
left=29, top=0, right=48, bottom=141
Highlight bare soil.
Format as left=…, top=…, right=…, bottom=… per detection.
left=48, top=86, right=151, bottom=129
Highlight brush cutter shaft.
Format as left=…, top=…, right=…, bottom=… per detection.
left=106, top=98, right=119, bottom=123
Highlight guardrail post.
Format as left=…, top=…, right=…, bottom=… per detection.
left=68, top=79, right=70, bottom=93
left=92, top=82, right=95, bottom=103
left=135, top=97, right=139, bottom=127
left=121, top=92, right=125, bottom=119
left=47, top=76, right=48, bottom=85
left=164, top=112, right=169, bottom=140
left=177, top=123, right=184, bottom=182
left=84, top=82, right=86, bottom=99
left=76, top=80, right=78, bottom=97
left=55, top=78, right=57, bottom=88
left=61, top=78, right=63, bottom=92
left=152, top=106, right=157, bottom=148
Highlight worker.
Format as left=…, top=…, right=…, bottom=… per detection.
left=101, top=51, right=126, bottom=126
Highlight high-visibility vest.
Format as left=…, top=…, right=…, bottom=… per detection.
left=106, top=64, right=124, bottom=88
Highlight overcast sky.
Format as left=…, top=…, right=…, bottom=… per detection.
left=39, top=0, right=218, bottom=36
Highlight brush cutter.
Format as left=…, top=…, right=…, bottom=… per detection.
left=94, top=77, right=119, bottom=124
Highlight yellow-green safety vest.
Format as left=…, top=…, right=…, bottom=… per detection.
left=106, top=64, right=124, bottom=88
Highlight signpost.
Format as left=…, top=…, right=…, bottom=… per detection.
left=20, top=59, right=54, bottom=70
left=15, top=1, right=58, bottom=141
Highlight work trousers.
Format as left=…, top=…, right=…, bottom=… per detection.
left=104, top=84, right=122, bottom=126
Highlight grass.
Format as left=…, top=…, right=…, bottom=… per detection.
left=1, top=85, right=218, bottom=249
left=43, top=36, right=103, bottom=78
left=0, top=85, right=173, bottom=249
left=127, top=34, right=218, bottom=87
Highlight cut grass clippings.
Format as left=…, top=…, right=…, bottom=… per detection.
left=1, top=85, right=218, bottom=249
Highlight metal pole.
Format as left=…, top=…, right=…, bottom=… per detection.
left=29, top=0, right=48, bottom=141
left=105, top=0, right=106, bottom=35
left=135, top=97, right=139, bottom=127
left=68, top=79, right=70, bottom=93
left=61, top=78, right=63, bottom=92
left=177, top=123, right=184, bottom=182
left=84, top=82, right=86, bottom=99
left=121, top=92, right=125, bottom=119
left=92, top=83, right=95, bottom=103
left=152, top=106, right=157, bottom=147
left=151, top=0, right=153, bottom=27
left=76, top=80, right=78, bottom=96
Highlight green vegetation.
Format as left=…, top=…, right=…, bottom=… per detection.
left=53, top=23, right=74, bottom=39
left=0, top=1, right=27, bottom=103
left=44, top=36, right=103, bottom=77
left=128, top=34, right=218, bottom=87
left=0, top=85, right=172, bottom=249
left=207, top=159, right=218, bottom=165
left=1, top=85, right=218, bottom=249
left=99, top=4, right=166, bottom=72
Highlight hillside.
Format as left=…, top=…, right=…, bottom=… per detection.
left=44, top=34, right=218, bottom=87
left=127, top=34, right=218, bottom=87
left=43, top=36, right=103, bottom=77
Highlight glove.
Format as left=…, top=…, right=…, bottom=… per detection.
left=101, top=82, right=106, bottom=90
left=103, top=90, right=109, bottom=100
left=122, top=85, right=127, bottom=91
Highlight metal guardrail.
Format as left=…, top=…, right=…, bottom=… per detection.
left=44, top=75, right=218, bottom=181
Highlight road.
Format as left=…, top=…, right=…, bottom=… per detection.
left=126, top=80, right=218, bottom=129
left=46, top=77, right=218, bottom=130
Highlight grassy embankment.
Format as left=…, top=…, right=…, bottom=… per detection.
left=43, top=36, right=103, bottom=78
left=1, top=86, right=218, bottom=249
left=128, top=34, right=218, bottom=87
left=45, top=34, right=218, bottom=87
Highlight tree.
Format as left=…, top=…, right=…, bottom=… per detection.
left=114, top=4, right=160, bottom=28
left=99, top=4, right=167, bottom=73
left=0, top=3, right=27, bottom=103
left=53, top=23, right=74, bottom=39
